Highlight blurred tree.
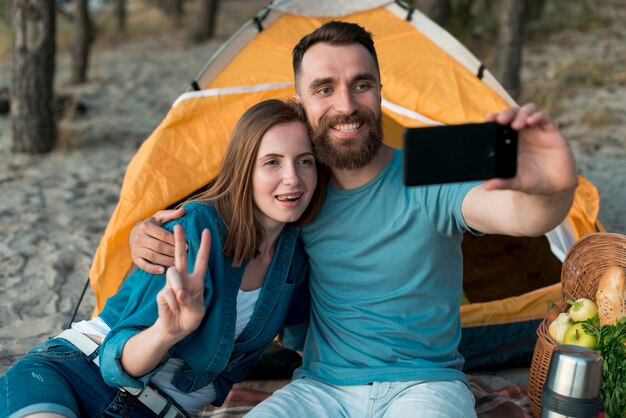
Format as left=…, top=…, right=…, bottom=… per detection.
left=526, top=0, right=546, bottom=21
left=188, top=0, right=219, bottom=43
left=11, top=0, right=56, bottom=153
left=495, top=0, right=525, bottom=97
left=114, top=0, right=126, bottom=32
left=414, top=0, right=450, bottom=26
left=159, top=0, right=183, bottom=28
left=70, top=0, right=93, bottom=84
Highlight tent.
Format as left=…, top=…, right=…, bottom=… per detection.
left=88, top=0, right=603, bottom=370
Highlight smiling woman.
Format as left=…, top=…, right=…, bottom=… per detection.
left=0, top=99, right=326, bottom=418
left=252, top=120, right=317, bottom=230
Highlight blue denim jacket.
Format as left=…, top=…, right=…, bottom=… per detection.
left=98, top=201, right=310, bottom=406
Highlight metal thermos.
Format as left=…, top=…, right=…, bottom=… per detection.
left=541, top=345, right=603, bottom=418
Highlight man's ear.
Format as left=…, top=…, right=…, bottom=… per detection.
left=292, top=93, right=302, bottom=104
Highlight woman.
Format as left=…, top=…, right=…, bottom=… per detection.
left=0, top=99, right=325, bottom=418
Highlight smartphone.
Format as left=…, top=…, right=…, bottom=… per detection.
left=403, top=122, right=517, bottom=186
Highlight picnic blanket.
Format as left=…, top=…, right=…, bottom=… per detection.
left=200, top=374, right=533, bottom=417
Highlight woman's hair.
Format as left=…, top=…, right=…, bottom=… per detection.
left=189, top=99, right=326, bottom=266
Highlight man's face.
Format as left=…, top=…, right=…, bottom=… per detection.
left=296, top=42, right=383, bottom=170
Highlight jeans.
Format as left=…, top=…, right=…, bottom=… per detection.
left=245, top=377, right=476, bottom=418
left=0, top=338, right=168, bottom=418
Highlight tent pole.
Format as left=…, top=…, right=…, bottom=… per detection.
left=66, top=276, right=91, bottom=329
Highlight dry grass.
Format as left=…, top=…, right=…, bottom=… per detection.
left=92, top=1, right=186, bottom=50
left=521, top=56, right=622, bottom=114
left=582, top=105, right=619, bottom=128
left=55, top=94, right=85, bottom=151
left=0, top=1, right=186, bottom=61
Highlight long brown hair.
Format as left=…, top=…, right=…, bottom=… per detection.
left=189, top=99, right=326, bottom=266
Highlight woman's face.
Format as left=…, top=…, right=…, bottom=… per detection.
left=252, top=120, right=317, bottom=231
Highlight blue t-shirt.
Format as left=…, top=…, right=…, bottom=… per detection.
left=296, top=149, right=480, bottom=385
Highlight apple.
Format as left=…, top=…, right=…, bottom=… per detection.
left=568, top=298, right=599, bottom=323
left=562, top=323, right=598, bottom=349
left=549, top=312, right=572, bottom=345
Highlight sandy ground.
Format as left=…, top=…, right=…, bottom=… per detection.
left=0, top=0, right=624, bottom=382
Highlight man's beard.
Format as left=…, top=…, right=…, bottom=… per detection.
left=310, top=110, right=383, bottom=170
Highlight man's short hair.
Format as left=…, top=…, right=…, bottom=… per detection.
left=292, top=21, right=380, bottom=82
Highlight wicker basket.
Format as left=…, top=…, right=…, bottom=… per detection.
left=527, top=232, right=626, bottom=418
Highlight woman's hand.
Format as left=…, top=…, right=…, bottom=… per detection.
left=154, top=224, right=211, bottom=343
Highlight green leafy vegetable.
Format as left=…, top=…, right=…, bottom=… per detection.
left=592, top=318, right=626, bottom=417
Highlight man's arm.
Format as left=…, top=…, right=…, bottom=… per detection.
left=129, top=207, right=184, bottom=274
left=462, top=103, right=578, bottom=237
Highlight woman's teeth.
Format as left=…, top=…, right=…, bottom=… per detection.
left=276, top=194, right=302, bottom=202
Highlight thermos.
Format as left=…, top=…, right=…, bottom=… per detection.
left=541, top=345, right=603, bottom=418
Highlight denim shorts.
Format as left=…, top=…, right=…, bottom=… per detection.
left=0, top=337, right=163, bottom=418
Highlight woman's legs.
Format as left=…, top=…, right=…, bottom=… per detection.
left=1, top=337, right=159, bottom=418
left=1, top=339, right=84, bottom=418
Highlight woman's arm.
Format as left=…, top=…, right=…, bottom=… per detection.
left=120, top=225, right=211, bottom=377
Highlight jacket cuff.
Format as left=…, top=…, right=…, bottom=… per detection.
left=100, top=328, right=163, bottom=389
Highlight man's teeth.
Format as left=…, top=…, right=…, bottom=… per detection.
left=276, top=194, right=302, bottom=202
left=334, top=122, right=361, bottom=132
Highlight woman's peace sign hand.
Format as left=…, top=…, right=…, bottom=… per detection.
left=155, top=224, right=210, bottom=343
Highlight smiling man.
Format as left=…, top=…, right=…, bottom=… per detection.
left=130, top=21, right=577, bottom=417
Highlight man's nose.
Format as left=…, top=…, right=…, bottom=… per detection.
left=334, top=88, right=359, bottom=115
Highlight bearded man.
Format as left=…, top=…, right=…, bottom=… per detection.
left=130, top=21, right=577, bottom=417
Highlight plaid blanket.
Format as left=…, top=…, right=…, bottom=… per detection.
left=201, top=375, right=533, bottom=417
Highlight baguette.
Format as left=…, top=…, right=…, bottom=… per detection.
left=596, top=266, right=626, bottom=326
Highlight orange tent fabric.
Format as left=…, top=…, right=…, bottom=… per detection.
left=89, top=1, right=601, bottom=316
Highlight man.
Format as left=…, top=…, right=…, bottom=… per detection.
left=130, top=22, right=577, bottom=417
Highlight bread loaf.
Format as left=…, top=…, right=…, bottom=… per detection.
left=596, top=266, right=626, bottom=326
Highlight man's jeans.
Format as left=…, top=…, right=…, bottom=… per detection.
left=0, top=338, right=158, bottom=418
left=245, top=377, right=476, bottom=418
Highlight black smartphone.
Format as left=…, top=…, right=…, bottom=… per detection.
left=403, top=122, right=517, bottom=186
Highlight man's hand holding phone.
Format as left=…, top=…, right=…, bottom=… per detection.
left=482, top=103, right=577, bottom=196
left=403, top=103, right=577, bottom=199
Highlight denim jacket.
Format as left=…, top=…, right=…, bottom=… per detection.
left=98, top=201, right=310, bottom=406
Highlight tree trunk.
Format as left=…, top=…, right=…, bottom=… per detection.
left=414, top=0, right=450, bottom=27
left=188, top=0, right=219, bottom=43
left=69, top=0, right=92, bottom=85
left=157, top=0, right=183, bottom=28
left=526, top=0, right=546, bottom=21
left=11, top=0, right=56, bottom=153
left=495, top=0, right=525, bottom=98
left=114, top=0, right=126, bottom=32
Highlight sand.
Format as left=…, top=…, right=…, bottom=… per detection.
left=1, top=0, right=625, bottom=378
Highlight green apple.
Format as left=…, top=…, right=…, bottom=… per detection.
left=568, top=298, right=599, bottom=323
left=562, top=323, right=598, bottom=349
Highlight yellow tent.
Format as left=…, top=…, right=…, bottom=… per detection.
left=88, top=0, right=602, bottom=369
